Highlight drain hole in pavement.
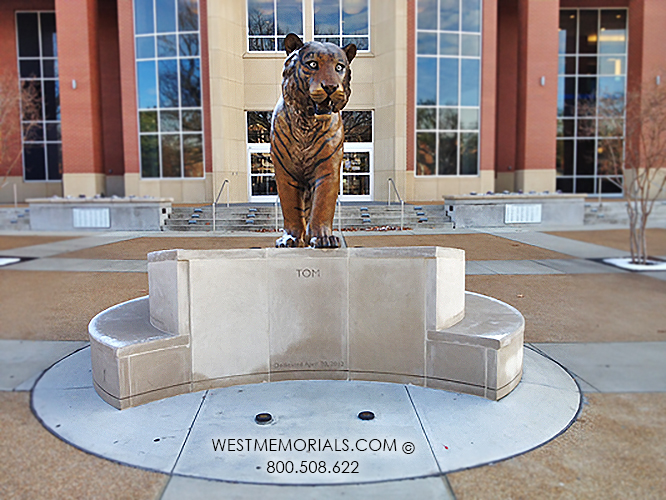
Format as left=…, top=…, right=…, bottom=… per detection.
left=255, top=412, right=273, bottom=424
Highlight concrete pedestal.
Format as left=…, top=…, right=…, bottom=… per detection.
left=89, top=247, right=524, bottom=409
left=27, top=197, right=172, bottom=231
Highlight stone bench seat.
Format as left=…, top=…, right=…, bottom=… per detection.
left=89, top=247, right=524, bottom=409
left=89, top=297, right=191, bottom=409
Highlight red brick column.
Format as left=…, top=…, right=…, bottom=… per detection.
left=55, top=0, right=104, bottom=179
left=515, top=0, right=559, bottom=186
left=117, top=0, right=140, bottom=176
left=495, top=0, right=519, bottom=179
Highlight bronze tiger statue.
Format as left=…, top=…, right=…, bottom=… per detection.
left=271, top=33, right=356, bottom=248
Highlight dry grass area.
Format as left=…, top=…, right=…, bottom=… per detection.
left=448, top=393, right=666, bottom=500
left=0, top=393, right=168, bottom=500
left=344, top=233, right=573, bottom=261
left=57, top=236, right=278, bottom=260
left=466, top=273, right=666, bottom=343
left=0, top=271, right=149, bottom=341
left=547, top=228, right=666, bottom=256
left=0, top=235, right=79, bottom=251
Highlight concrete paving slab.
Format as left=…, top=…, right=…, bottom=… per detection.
left=0, top=392, right=169, bottom=500
left=474, top=260, right=564, bottom=275
left=32, top=346, right=581, bottom=488
left=408, top=348, right=580, bottom=473
left=173, top=381, right=440, bottom=485
left=485, top=231, right=627, bottom=259
left=0, top=340, right=88, bottom=391
left=533, top=342, right=666, bottom=393
left=6, top=257, right=147, bottom=273
left=0, top=233, right=140, bottom=258
left=31, top=343, right=94, bottom=390
left=535, top=258, right=625, bottom=274
left=33, top=351, right=205, bottom=474
left=161, top=475, right=455, bottom=499
left=465, top=261, right=497, bottom=275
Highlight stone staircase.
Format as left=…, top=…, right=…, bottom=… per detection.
left=163, top=203, right=453, bottom=232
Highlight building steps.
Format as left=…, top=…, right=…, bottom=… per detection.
left=163, top=203, right=454, bottom=232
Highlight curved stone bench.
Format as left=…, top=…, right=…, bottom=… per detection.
left=89, top=247, right=524, bottom=409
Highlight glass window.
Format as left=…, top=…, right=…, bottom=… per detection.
left=416, top=0, right=482, bottom=176
left=314, top=0, right=369, bottom=51
left=418, top=0, right=437, bottom=31
left=247, top=110, right=373, bottom=199
left=135, top=0, right=155, bottom=34
left=248, top=0, right=304, bottom=52
left=556, top=8, right=627, bottom=195
left=439, top=58, right=459, bottom=106
left=342, top=111, right=372, bottom=142
left=16, top=12, right=61, bottom=182
left=417, top=58, right=437, bottom=105
left=439, top=0, right=459, bottom=31
left=134, top=0, right=205, bottom=178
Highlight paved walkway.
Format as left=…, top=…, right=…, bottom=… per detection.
left=1, top=226, right=665, bottom=499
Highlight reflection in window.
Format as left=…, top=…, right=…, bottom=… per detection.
left=314, top=0, right=369, bottom=51
left=556, top=8, right=626, bottom=195
left=135, top=0, right=204, bottom=178
left=247, top=110, right=372, bottom=198
left=416, top=0, right=481, bottom=176
left=248, top=0, right=303, bottom=51
left=16, top=12, right=61, bottom=181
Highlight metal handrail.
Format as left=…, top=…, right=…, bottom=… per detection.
left=212, top=179, right=230, bottom=232
left=387, top=178, right=404, bottom=230
left=274, top=198, right=280, bottom=232
left=337, top=197, right=342, bottom=233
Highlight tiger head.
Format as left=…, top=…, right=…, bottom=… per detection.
left=281, top=33, right=356, bottom=118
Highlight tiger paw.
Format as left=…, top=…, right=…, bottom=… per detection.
left=309, top=235, right=340, bottom=248
left=275, top=232, right=303, bottom=248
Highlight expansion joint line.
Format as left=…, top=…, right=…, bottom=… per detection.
left=404, top=386, right=442, bottom=475
left=170, top=390, right=209, bottom=475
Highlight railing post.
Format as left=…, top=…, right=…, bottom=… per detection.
left=401, top=200, right=404, bottom=231
left=337, top=197, right=342, bottom=233
left=387, top=178, right=391, bottom=206
left=275, top=200, right=279, bottom=232
left=212, top=179, right=230, bottom=233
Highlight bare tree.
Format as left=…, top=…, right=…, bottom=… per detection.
left=587, top=83, right=666, bottom=264
left=624, top=84, right=666, bottom=264
left=0, top=71, right=41, bottom=189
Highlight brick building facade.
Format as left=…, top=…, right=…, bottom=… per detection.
left=1, top=0, right=665, bottom=204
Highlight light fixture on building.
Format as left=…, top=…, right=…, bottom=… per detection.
left=72, top=80, right=77, bottom=90
left=658, top=75, right=662, bottom=86
left=540, top=76, right=546, bottom=86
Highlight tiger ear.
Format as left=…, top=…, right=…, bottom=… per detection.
left=284, top=33, right=304, bottom=55
left=343, top=43, right=357, bottom=63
